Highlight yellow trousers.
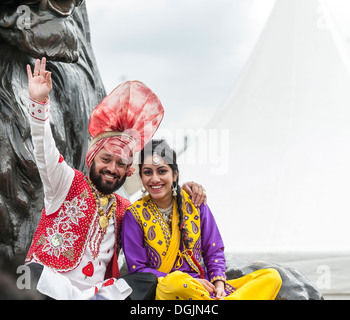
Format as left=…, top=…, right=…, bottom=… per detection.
left=156, top=269, right=282, bottom=300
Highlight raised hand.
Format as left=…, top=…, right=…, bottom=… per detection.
left=27, top=57, right=52, bottom=103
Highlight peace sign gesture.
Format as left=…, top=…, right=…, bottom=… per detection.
left=27, top=58, right=52, bottom=103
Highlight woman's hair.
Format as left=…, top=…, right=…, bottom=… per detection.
left=139, top=139, right=191, bottom=249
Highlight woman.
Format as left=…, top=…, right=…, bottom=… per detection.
left=121, top=140, right=282, bottom=300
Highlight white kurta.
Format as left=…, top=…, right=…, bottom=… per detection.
left=27, top=98, right=131, bottom=300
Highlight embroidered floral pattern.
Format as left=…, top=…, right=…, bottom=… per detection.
left=41, top=195, right=87, bottom=258
left=63, top=196, right=87, bottom=225
left=42, top=228, right=77, bottom=258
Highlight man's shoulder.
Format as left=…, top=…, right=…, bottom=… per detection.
left=72, top=168, right=85, bottom=178
left=115, top=193, right=132, bottom=208
left=66, top=169, right=87, bottom=190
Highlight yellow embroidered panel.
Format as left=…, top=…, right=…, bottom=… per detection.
left=129, top=192, right=202, bottom=273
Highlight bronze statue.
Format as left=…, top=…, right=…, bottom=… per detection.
left=0, top=0, right=106, bottom=258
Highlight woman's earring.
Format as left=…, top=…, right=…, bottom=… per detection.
left=141, top=187, right=147, bottom=197
left=172, top=182, right=177, bottom=196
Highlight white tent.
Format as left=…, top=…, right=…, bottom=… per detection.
left=179, top=0, right=350, bottom=298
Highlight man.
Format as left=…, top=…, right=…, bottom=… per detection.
left=25, top=58, right=206, bottom=299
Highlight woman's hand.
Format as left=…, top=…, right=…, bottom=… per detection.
left=213, top=280, right=226, bottom=300
left=182, top=181, right=207, bottom=207
left=27, top=57, right=52, bottom=103
left=197, top=278, right=215, bottom=294
left=197, top=279, right=226, bottom=300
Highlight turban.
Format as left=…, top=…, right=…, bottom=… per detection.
left=85, top=81, right=164, bottom=174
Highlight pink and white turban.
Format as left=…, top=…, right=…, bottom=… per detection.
left=85, top=81, right=164, bottom=175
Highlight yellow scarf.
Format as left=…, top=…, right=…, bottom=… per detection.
left=158, top=199, right=180, bottom=273
left=129, top=191, right=201, bottom=274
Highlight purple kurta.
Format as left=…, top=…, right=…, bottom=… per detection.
left=121, top=203, right=226, bottom=283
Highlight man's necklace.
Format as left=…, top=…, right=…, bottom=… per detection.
left=87, top=179, right=117, bottom=229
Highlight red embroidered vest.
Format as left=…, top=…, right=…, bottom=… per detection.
left=26, top=169, right=130, bottom=277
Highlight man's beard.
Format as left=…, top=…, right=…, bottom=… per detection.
left=89, top=161, right=127, bottom=194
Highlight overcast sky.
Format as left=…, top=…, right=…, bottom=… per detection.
left=85, top=0, right=350, bottom=148
left=85, top=0, right=275, bottom=136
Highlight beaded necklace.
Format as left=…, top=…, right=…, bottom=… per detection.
left=158, top=202, right=173, bottom=232
left=87, top=179, right=117, bottom=230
